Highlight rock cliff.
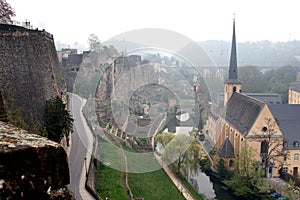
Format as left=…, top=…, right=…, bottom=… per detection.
left=0, top=121, right=74, bottom=199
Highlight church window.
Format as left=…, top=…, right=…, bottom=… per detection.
left=262, top=126, right=268, bottom=132
left=229, top=159, right=234, bottom=167
left=233, top=86, right=237, bottom=93
left=261, top=140, right=268, bottom=155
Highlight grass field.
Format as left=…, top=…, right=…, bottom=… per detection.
left=97, top=142, right=203, bottom=200
left=96, top=163, right=130, bottom=200
left=128, top=169, right=185, bottom=200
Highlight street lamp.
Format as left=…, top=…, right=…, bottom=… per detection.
left=84, top=157, right=88, bottom=177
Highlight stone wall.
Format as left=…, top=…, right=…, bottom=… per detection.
left=0, top=24, right=66, bottom=131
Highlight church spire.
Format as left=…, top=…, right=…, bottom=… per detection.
left=228, top=17, right=238, bottom=80
left=224, top=17, right=242, bottom=106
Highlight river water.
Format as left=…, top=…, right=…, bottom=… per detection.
left=164, top=126, right=237, bottom=200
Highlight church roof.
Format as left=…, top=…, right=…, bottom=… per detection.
left=217, top=93, right=281, bottom=105
left=225, top=92, right=265, bottom=135
left=269, top=104, right=300, bottom=150
left=218, top=137, right=235, bottom=158
left=246, top=93, right=282, bottom=104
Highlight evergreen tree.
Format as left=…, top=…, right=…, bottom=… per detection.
left=44, top=96, right=73, bottom=146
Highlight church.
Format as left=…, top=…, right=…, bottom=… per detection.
left=205, top=19, right=300, bottom=178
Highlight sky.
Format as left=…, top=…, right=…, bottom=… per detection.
left=9, top=0, right=300, bottom=48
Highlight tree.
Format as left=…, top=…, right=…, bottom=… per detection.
left=0, top=0, right=15, bottom=24
left=258, top=118, right=284, bottom=178
left=217, top=159, right=231, bottom=179
left=283, top=179, right=300, bottom=200
left=223, top=144, right=269, bottom=199
left=156, top=133, right=201, bottom=177
left=44, top=96, right=74, bottom=146
left=88, top=34, right=101, bottom=52
left=154, top=132, right=175, bottom=147
left=238, top=66, right=267, bottom=93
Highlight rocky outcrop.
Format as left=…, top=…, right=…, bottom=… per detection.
left=0, top=23, right=66, bottom=131
left=0, top=121, right=74, bottom=199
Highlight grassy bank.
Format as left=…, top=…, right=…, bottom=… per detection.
left=96, top=163, right=130, bottom=200
left=128, top=169, right=185, bottom=200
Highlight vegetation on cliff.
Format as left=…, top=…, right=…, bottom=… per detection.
left=44, top=96, right=73, bottom=146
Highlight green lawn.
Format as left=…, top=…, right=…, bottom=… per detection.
left=97, top=142, right=203, bottom=200
left=128, top=169, right=185, bottom=200
left=97, top=163, right=130, bottom=200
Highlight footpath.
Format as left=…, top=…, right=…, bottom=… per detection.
left=155, top=155, right=196, bottom=200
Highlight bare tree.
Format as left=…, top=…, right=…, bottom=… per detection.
left=259, top=118, right=284, bottom=178
left=0, top=0, right=15, bottom=24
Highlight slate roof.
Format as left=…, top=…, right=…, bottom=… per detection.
left=246, top=93, right=282, bottom=104
left=269, top=104, right=300, bottom=150
left=225, top=92, right=265, bottom=135
left=289, top=81, right=300, bottom=93
left=217, top=93, right=282, bottom=105
left=218, top=137, right=235, bottom=158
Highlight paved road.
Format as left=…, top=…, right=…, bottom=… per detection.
left=69, top=94, right=95, bottom=200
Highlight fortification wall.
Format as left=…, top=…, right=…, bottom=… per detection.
left=0, top=24, right=66, bottom=131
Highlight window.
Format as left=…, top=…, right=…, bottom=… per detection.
left=284, top=155, right=287, bottom=161
left=233, top=86, right=237, bottom=93
left=261, top=140, right=268, bottom=155
left=282, top=167, right=288, bottom=173
left=262, top=126, right=268, bottom=132
left=294, top=141, right=299, bottom=147
left=229, top=160, right=234, bottom=167
left=294, top=153, right=299, bottom=161
left=283, top=142, right=288, bottom=148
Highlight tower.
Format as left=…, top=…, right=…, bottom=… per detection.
left=224, top=18, right=242, bottom=106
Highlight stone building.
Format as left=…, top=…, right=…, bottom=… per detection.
left=288, top=72, right=300, bottom=104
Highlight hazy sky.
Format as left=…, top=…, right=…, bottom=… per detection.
left=9, top=0, right=300, bottom=47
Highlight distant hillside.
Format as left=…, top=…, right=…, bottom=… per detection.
left=200, top=40, right=300, bottom=67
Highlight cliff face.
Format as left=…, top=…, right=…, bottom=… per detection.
left=0, top=24, right=66, bottom=131
left=0, top=121, right=73, bottom=199
left=96, top=55, right=143, bottom=101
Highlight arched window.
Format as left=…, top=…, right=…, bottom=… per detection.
left=229, top=159, right=234, bottom=167
left=261, top=140, right=268, bottom=155
left=233, top=86, right=237, bottom=93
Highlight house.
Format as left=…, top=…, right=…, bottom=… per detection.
left=288, top=72, right=300, bottom=104
left=269, top=105, right=300, bottom=177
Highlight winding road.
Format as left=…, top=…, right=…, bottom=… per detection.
left=68, top=93, right=95, bottom=200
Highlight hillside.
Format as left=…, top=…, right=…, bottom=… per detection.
left=200, top=40, right=300, bottom=66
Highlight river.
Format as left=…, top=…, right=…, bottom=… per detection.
left=164, top=126, right=237, bottom=200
